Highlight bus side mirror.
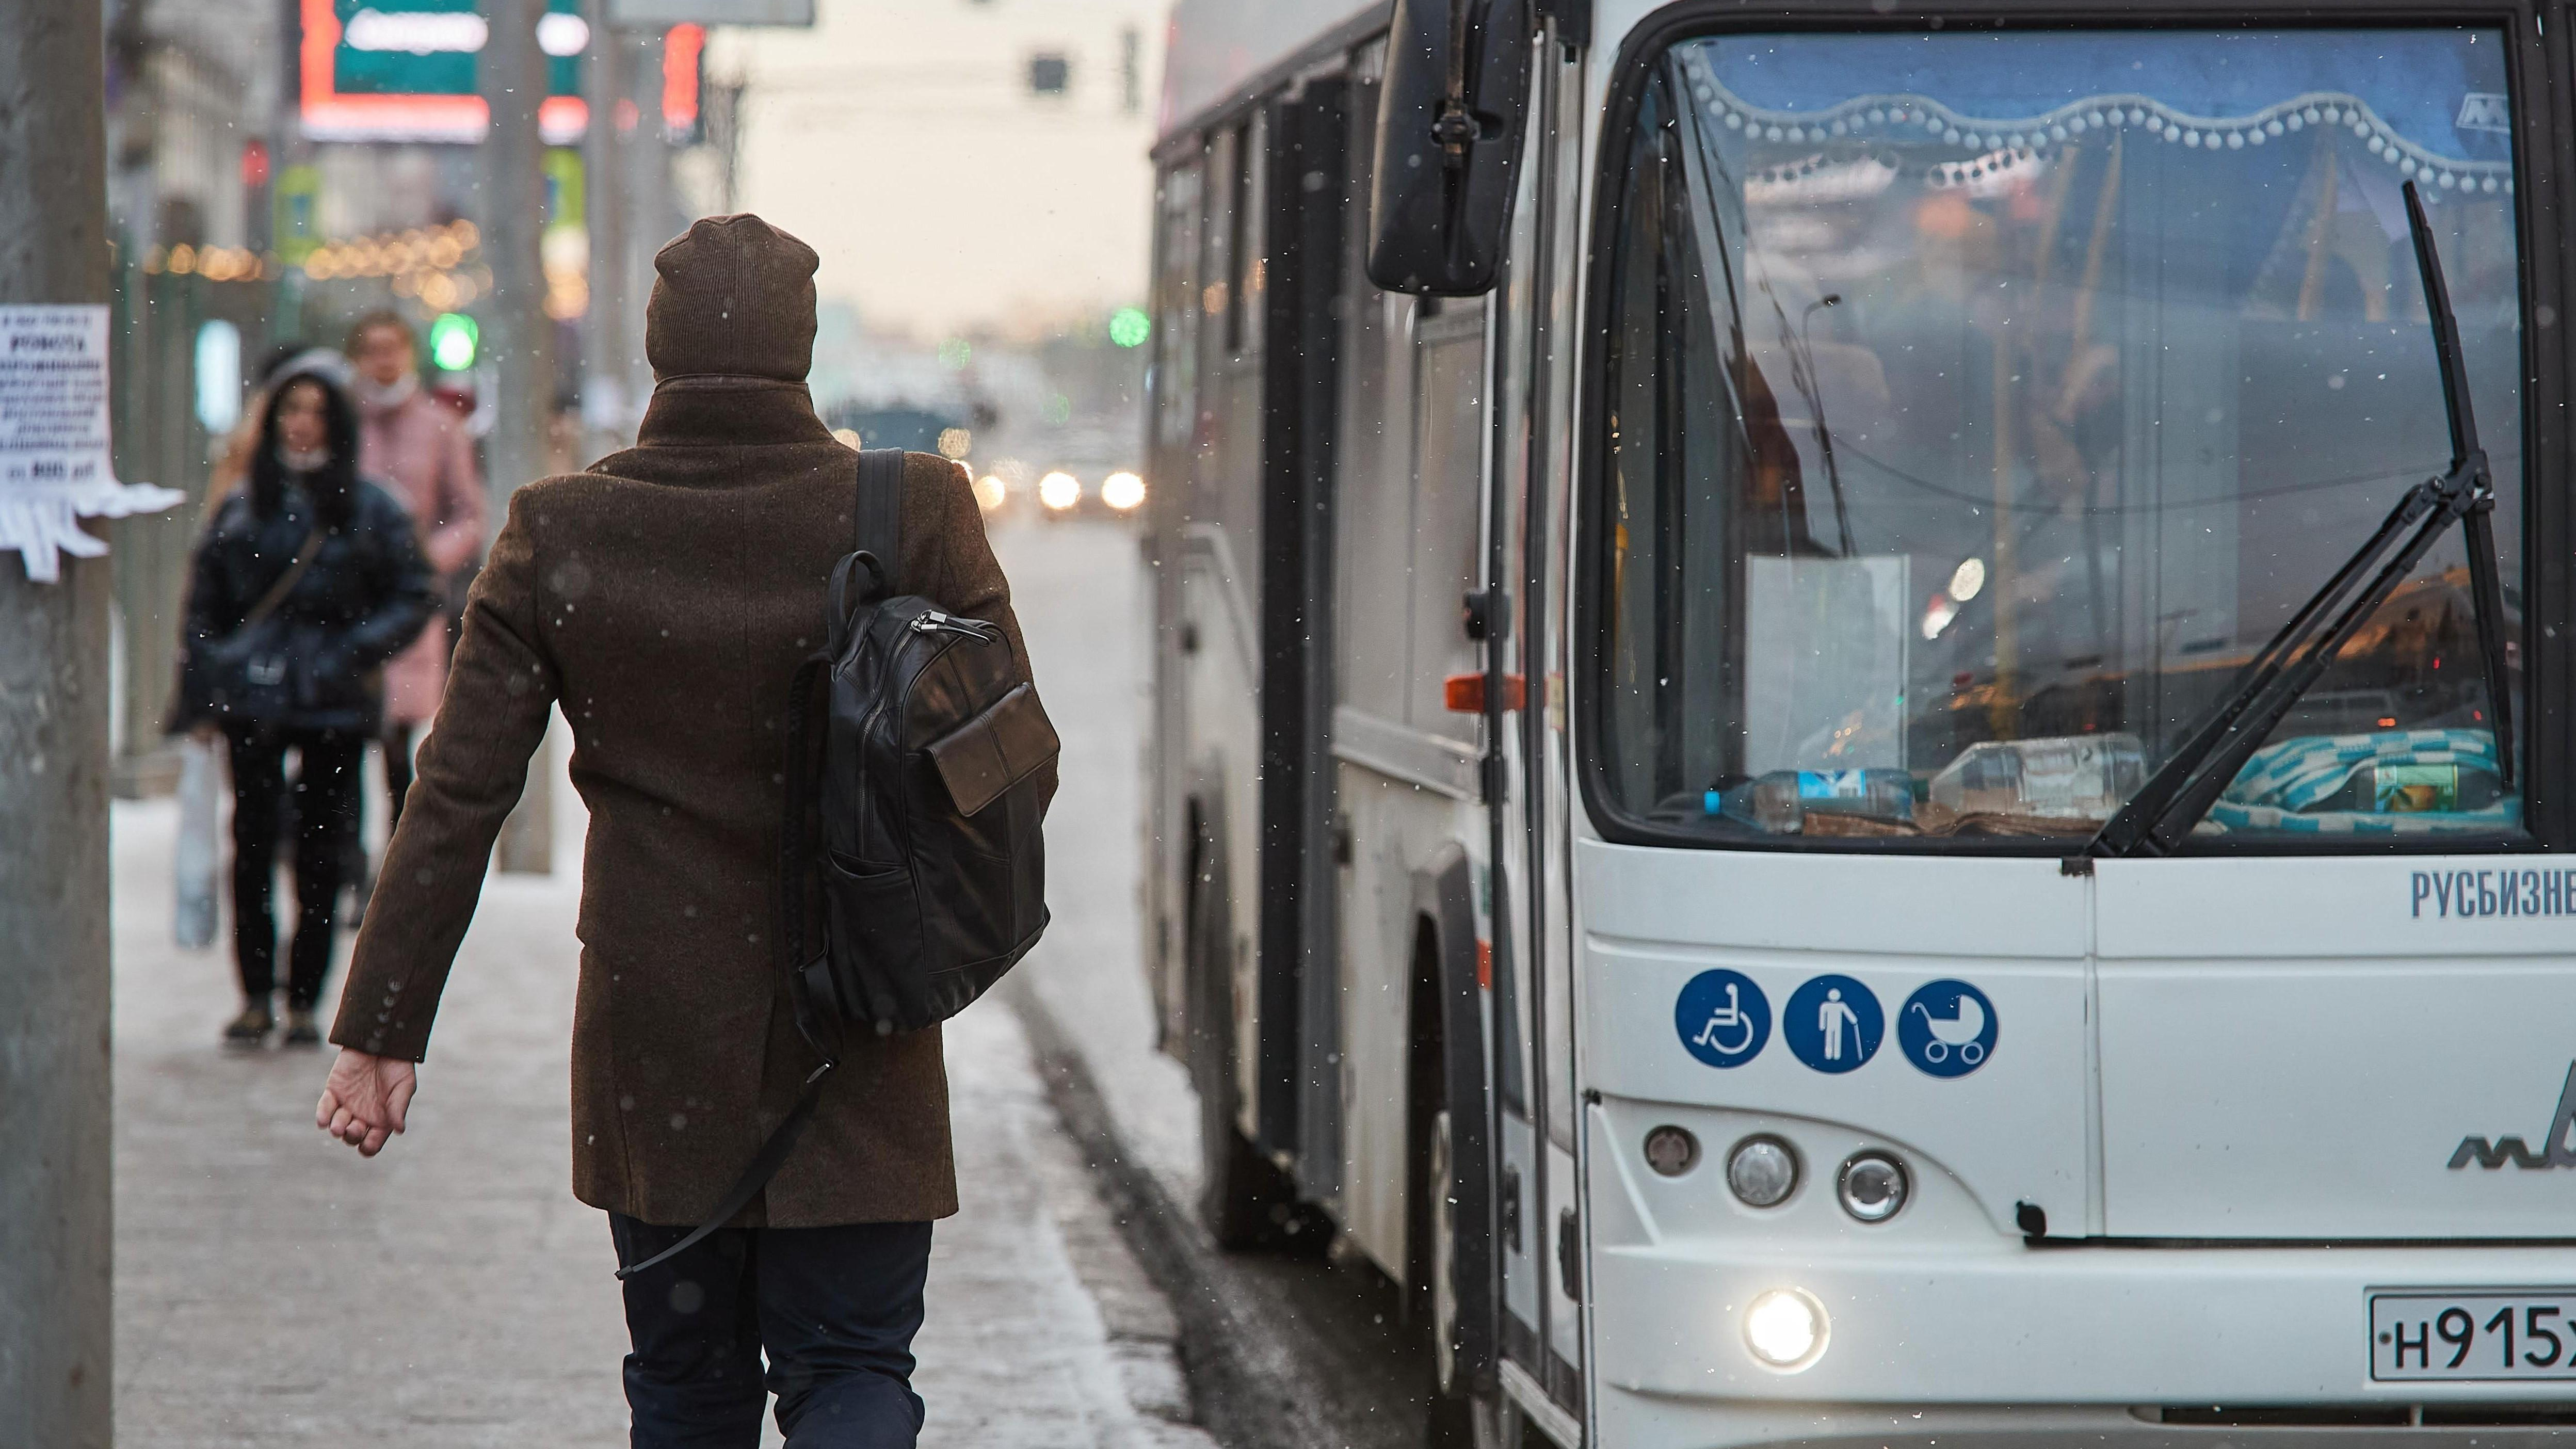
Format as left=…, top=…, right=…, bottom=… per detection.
left=1365, top=0, right=1533, bottom=297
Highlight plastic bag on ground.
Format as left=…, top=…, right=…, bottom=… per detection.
left=174, top=735, right=220, bottom=949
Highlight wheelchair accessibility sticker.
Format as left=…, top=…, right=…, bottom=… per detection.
left=1897, top=979, right=1996, bottom=1078
left=1675, top=969, right=1769, bottom=1068
left=1784, top=974, right=1882, bottom=1073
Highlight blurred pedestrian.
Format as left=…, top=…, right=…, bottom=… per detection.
left=347, top=311, right=485, bottom=839
left=173, top=365, right=438, bottom=1048
left=312, top=215, right=1044, bottom=1448
left=203, top=345, right=352, bottom=527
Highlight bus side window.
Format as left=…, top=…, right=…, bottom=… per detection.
left=1410, top=318, right=1487, bottom=744
left=1197, top=121, right=1265, bottom=565
left=1228, top=116, right=1263, bottom=357
left=1152, top=162, right=1203, bottom=453
left=1335, top=79, right=1412, bottom=726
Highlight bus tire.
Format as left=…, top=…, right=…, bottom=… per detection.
left=1185, top=807, right=1294, bottom=1250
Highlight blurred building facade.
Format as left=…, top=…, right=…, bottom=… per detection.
left=94, top=0, right=740, bottom=789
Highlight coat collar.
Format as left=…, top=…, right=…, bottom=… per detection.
left=635, top=375, right=833, bottom=448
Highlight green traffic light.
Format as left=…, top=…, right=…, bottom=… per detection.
left=1108, top=307, right=1150, bottom=348
left=429, top=312, right=479, bottom=372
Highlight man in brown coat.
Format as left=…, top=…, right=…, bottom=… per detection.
left=311, top=215, right=1037, bottom=1448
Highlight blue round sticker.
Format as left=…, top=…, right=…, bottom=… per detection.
left=1783, top=974, right=1883, bottom=1073
left=1674, top=970, right=1769, bottom=1068
left=1897, top=979, right=1998, bottom=1078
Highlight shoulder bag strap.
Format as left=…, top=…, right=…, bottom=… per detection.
left=233, top=527, right=326, bottom=637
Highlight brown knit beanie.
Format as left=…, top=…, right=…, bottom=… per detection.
left=643, top=214, right=820, bottom=382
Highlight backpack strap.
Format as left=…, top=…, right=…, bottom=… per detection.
left=855, top=447, right=904, bottom=590
left=610, top=1060, right=833, bottom=1281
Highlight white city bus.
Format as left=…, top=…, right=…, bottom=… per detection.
left=1142, top=1, right=2574, bottom=1444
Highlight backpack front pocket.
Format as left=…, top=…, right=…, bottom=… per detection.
left=819, top=855, right=928, bottom=1031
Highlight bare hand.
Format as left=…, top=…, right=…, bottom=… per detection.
left=316, top=1048, right=417, bottom=1157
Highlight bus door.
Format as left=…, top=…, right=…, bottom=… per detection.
left=1487, top=38, right=1586, bottom=1422
left=1254, top=77, right=1353, bottom=1182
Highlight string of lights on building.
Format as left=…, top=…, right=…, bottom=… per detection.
left=139, top=216, right=592, bottom=323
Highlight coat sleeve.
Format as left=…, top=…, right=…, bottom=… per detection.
left=423, top=413, right=487, bottom=577
left=330, top=489, right=558, bottom=1061
left=336, top=495, right=440, bottom=674
left=169, top=521, right=237, bottom=733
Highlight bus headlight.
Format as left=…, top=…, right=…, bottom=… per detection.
left=1744, top=1287, right=1828, bottom=1370
left=1837, top=1151, right=1909, bottom=1223
left=1725, top=1134, right=1798, bottom=1207
left=1038, top=471, right=1081, bottom=510
left=1100, top=470, right=1146, bottom=511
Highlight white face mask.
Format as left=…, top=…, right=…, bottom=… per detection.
left=355, top=373, right=418, bottom=409
left=276, top=441, right=332, bottom=473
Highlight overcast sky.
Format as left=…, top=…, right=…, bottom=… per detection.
left=713, top=0, right=1166, bottom=341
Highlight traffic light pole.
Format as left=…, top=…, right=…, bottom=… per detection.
left=0, top=6, right=116, bottom=1446
left=482, top=0, right=558, bottom=875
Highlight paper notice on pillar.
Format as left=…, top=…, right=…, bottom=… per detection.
left=0, top=304, right=183, bottom=582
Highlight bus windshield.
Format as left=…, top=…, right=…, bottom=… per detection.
left=1597, top=28, right=2528, bottom=845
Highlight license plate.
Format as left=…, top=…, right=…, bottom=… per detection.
left=2371, top=1292, right=2576, bottom=1381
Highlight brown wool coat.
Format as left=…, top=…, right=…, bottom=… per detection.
left=333, top=216, right=1036, bottom=1228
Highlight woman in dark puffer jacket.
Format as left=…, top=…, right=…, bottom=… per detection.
left=174, top=365, right=438, bottom=1048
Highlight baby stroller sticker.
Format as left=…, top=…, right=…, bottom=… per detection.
left=1898, top=980, right=1997, bottom=1078
left=1675, top=969, right=1770, bottom=1069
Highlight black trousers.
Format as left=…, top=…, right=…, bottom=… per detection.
left=608, top=1213, right=932, bottom=1449
left=222, top=722, right=364, bottom=1009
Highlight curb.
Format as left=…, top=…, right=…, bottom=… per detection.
left=1010, top=980, right=1356, bottom=1449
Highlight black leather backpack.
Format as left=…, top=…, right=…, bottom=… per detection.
left=617, top=448, right=1055, bottom=1280
left=784, top=450, right=1056, bottom=1037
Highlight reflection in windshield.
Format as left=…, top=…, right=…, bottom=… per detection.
left=1600, top=28, right=2525, bottom=842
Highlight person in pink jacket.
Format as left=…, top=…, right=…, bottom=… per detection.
left=347, top=312, right=486, bottom=830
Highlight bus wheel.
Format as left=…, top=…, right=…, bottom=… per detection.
left=1421, top=1101, right=1474, bottom=1446
left=1185, top=820, right=1295, bottom=1249
left=1414, top=948, right=1510, bottom=1446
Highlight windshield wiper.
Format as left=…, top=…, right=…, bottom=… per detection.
left=2088, top=179, right=2518, bottom=859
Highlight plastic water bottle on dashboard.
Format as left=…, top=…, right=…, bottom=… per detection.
left=1706, top=768, right=1914, bottom=833
left=1928, top=733, right=2147, bottom=820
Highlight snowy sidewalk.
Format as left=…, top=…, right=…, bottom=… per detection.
left=110, top=718, right=1210, bottom=1446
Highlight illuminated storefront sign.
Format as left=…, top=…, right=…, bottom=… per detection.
left=300, top=0, right=702, bottom=144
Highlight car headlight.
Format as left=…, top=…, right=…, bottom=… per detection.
left=1038, top=471, right=1081, bottom=510
left=1100, top=470, right=1146, bottom=511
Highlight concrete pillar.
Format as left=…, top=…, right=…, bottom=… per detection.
left=579, top=1, right=633, bottom=462
left=0, top=5, right=117, bottom=1446
left=482, top=0, right=556, bottom=875
left=621, top=25, right=671, bottom=416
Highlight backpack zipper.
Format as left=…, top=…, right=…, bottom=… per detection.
left=908, top=610, right=1001, bottom=643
